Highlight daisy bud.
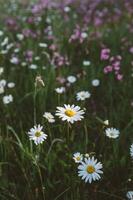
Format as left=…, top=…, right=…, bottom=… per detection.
left=35, top=76, right=45, bottom=87
left=103, top=120, right=109, bottom=126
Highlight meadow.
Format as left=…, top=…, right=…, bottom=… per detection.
left=0, top=0, right=133, bottom=199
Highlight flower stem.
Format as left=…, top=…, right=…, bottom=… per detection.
left=67, top=122, right=70, bottom=142
left=34, top=85, right=37, bottom=125
left=84, top=122, right=88, bottom=152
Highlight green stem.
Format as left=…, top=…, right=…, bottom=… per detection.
left=67, top=122, right=70, bottom=142
left=48, top=123, right=52, bottom=142
left=34, top=85, right=37, bottom=125
left=84, top=122, right=88, bottom=152
left=57, top=94, right=60, bottom=105
left=37, top=163, right=45, bottom=200
left=35, top=146, right=45, bottom=200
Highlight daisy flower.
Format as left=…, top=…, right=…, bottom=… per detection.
left=73, top=152, right=83, bottom=163
left=29, top=64, right=38, bottom=69
left=6, top=43, right=14, bottom=50
left=78, top=156, right=103, bottom=183
left=10, top=57, right=19, bottom=64
left=64, top=6, right=71, bottom=12
left=1, top=50, right=8, bottom=54
left=39, top=43, right=48, bottom=48
left=105, top=127, right=120, bottom=139
left=76, top=91, right=91, bottom=101
left=0, top=79, right=6, bottom=87
left=28, top=124, right=47, bottom=145
left=56, top=104, right=85, bottom=124
left=16, top=33, right=24, bottom=41
left=3, top=94, right=13, bottom=104
left=130, top=144, right=133, bottom=158
left=83, top=60, right=91, bottom=66
left=81, top=32, right=88, bottom=39
left=67, top=75, right=77, bottom=83
left=21, top=62, right=27, bottom=66
left=35, top=56, right=40, bottom=61
left=1, top=37, right=8, bottom=47
left=127, top=191, right=133, bottom=200
left=0, top=86, right=4, bottom=94
left=7, top=82, right=15, bottom=88
left=55, top=87, right=66, bottom=94
left=14, top=48, right=20, bottom=53
left=43, top=112, right=55, bottom=123
left=91, top=79, right=100, bottom=87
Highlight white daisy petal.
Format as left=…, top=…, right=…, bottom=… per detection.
left=78, top=157, right=103, bottom=183
left=105, top=127, right=120, bottom=139
left=55, top=104, right=85, bottom=124
left=28, top=124, right=47, bottom=145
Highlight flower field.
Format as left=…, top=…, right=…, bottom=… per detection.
left=0, top=0, right=133, bottom=199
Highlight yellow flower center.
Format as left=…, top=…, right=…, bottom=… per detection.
left=76, top=156, right=81, bottom=161
left=65, top=109, right=76, bottom=117
left=86, top=165, right=95, bottom=174
left=35, top=131, right=42, bottom=137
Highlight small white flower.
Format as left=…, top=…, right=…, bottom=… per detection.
left=0, top=67, right=4, bottom=75
left=10, top=57, right=19, bottom=64
left=76, top=91, right=91, bottom=101
left=48, top=30, right=53, bottom=36
left=1, top=50, right=8, bottom=54
left=14, top=48, right=20, bottom=53
left=34, top=56, right=40, bottom=61
left=39, top=43, right=48, bottom=48
left=83, top=60, right=91, bottom=66
left=92, top=79, right=100, bottom=87
left=29, top=64, right=38, bottom=69
left=21, top=62, right=27, bottom=66
left=81, top=32, right=88, bottom=39
left=64, top=6, right=70, bottom=12
left=56, top=104, right=85, bottom=124
left=7, top=82, right=15, bottom=88
left=130, top=144, right=133, bottom=158
left=42, top=66, right=46, bottom=70
left=3, top=94, right=13, bottom=104
left=28, top=124, right=47, bottom=145
left=67, top=75, right=77, bottom=83
left=0, top=79, right=6, bottom=87
left=43, top=112, right=55, bottom=123
left=73, top=152, right=83, bottom=163
left=0, top=86, right=4, bottom=94
left=16, top=33, right=24, bottom=41
left=55, top=87, right=66, bottom=94
left=78, top=156, right=103, bottom=183
left=1, top=37, right=9, bottom=46
left=6, top=43, right=14, bottom=50
left=46, top=17, right=51, bottom=24
left=36, top=16, right=42, bottom=22
left=105, top=127, right=120, bottom=139
left=127, top=191, right=133, bottom=200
